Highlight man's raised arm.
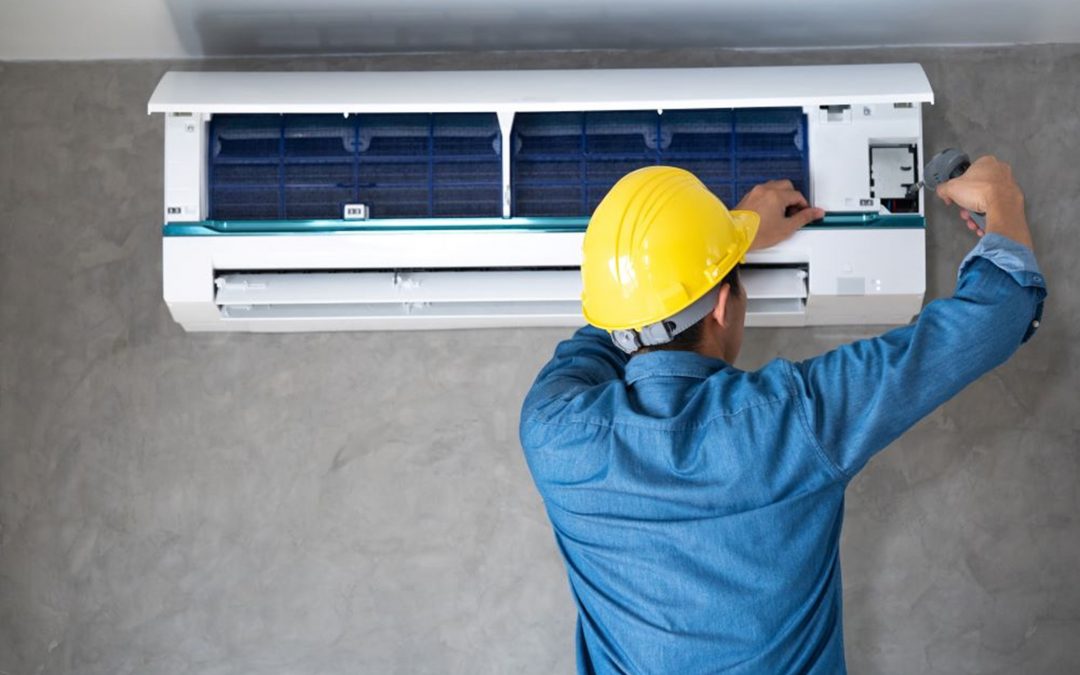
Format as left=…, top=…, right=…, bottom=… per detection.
left=785, top=157, right=1047, bottom=478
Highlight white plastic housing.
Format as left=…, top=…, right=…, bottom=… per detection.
left=150, top=65, right=933, bottom=333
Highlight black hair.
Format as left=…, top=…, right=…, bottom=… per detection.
left=633, top=265, right=741, bottom=355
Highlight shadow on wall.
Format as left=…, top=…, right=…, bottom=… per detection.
left=161, top=0, right=1075, bottom=57
left=162, top=0, right=743, bottom=55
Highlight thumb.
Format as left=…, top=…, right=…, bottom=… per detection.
left=935, top=184, right=953, bottom=206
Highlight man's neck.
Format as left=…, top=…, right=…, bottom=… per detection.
left=693, top=324, right=739, bottom=363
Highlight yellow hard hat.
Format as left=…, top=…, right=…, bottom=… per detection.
left=581, top=166, right=760, bottom=340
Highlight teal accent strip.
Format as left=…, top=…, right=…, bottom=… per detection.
left=163, top=216, right=590, bottom=237
left=814, top=213, right=925, bottom=228
left=163, top=213, right=924, bottom=237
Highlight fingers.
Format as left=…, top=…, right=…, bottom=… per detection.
left=782, top=189, right=809, bottom=209
left=786, top=206, right=826, bottom=229
left=935, top=184, right=953, bottom=206
left=960, top=210, right=983, bottom=235
left=735, top=182, right=811, bottom=213
left=765, top=184, right=809, bottom=209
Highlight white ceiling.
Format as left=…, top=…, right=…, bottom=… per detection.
left=2, top=0, right=1079, bottom=61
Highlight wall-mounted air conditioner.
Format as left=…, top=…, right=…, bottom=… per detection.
left=147, top=64, right=933, bottom=332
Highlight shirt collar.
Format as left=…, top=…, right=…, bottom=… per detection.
left=624, top=350, right=731, bottom=385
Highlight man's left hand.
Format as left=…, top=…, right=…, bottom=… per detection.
left=736, top=180, right=825, bottom=250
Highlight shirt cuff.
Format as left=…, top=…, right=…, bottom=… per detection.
left=959, top=233, right=1046, bottom=288
left=958, top=233, right=1047, bottom=342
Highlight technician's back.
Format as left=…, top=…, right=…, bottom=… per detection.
left=524, top=344, right=851, bottom=672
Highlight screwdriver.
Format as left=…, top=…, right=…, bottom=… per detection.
left=907, top=148, right=987, bottom=233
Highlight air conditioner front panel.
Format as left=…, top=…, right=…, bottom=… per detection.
left=162, top=224, right=923, bottom=331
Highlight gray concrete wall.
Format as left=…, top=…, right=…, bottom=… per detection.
left=0, top=46, right=1077, bottom=674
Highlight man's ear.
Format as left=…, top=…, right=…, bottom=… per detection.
left=712, top=283, right=731, bottom=329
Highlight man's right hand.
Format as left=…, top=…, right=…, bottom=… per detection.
left=935, top=156, right=1033, bottom=249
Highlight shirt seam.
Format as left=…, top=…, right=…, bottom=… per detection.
left=528, top=395, right=790, bottom=432
left=625, top=369, right=714, bottom=385
left=781, top=360, right=849, bottom=483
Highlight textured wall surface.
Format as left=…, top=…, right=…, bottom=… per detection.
left=0, top=46, right=1077, bottom=675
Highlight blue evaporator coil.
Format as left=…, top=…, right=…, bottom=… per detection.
left=206, top=108, right=807, bottom=221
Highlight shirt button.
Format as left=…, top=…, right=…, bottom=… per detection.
left=1032, top=320, right=1041, bottom=328
left=1033, top=275, right=1043, bottom=283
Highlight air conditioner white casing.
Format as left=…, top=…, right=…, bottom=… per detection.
left=148, top=65, right=934, bottom=332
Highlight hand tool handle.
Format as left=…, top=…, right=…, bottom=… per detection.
left=924, top=148, right=989, bottom=235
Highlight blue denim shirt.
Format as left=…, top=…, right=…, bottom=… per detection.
left=520, top=234, right=1046, bottom=674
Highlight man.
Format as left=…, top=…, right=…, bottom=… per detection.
left=519, top=160, right=1045, bottom=673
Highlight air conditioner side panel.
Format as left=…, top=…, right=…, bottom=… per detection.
left=807, top=103, right=923, bottom=213
left=163, top=114, right=206, bottom=222
left=162, top=237, right=218, bottom=326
